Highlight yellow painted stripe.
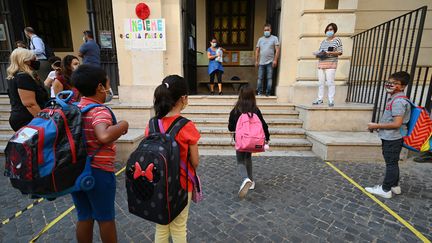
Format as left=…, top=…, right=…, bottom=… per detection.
left=29, top=206, right=76, bottom=243
left=29, top=166, right=127, bottom=242
left=1, top=198, right=45, bottom=226
left=325, top=161, right=431, bottom=243
left=115, top=166, right=126, bottom=176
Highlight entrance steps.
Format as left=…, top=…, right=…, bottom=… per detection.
left=109, top=96, right=314, bottom=158
left=0, top=95, right=314, bottom=160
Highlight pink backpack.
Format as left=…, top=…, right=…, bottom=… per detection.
left=235, top=113, right=265, bottom=152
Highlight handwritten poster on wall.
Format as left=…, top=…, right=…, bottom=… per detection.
left=123, top=18, right=166, bottom=50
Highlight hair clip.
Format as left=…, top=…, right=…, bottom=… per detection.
left=164, top=82, right=169, bottom=89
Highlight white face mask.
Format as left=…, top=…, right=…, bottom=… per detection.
left=385, top=87, right=395, bottom=93
left=211, top=42, right=217, bottom=47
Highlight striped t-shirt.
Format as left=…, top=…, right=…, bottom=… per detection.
left=318, top=37, right=343, bottom=69
left=78, top=97, right=116, bottom=172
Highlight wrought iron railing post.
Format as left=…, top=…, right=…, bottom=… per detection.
left=371, top=22, right=390, bottom=122
left=406, top=6, right=427, bottom=98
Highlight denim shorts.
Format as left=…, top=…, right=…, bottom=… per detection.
left=71, top=167, right=116, bottom=221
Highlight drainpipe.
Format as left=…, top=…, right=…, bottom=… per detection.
left=86, top=0, right=97, bottom=42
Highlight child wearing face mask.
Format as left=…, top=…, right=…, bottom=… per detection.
left=145, top=75, right=200, bottom=243
left=365, top=71, right=411, bottom=199
left=71, top=64, right=129, bottom=243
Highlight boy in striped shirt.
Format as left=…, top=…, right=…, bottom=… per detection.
left=71, top=65, right=129, bottom=242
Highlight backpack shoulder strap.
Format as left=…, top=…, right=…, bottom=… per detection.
left=167, top=116, right=190, bottom=137
left=148, top=117, right=161, bottom=134
left=80, top=103, right=117, bottom=125
left=389, top=95, right=410, bottom=110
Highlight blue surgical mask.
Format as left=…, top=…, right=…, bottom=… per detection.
left=264, top=31, right=271, bottom=37
left=326, top=31, right=334, bottom=37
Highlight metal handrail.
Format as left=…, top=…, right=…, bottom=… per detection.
left=346, top=6, right=428, bottom=122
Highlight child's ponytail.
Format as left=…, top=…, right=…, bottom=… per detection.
left=153, top=75, right=188, bottom=118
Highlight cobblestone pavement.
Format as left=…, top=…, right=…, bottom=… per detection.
left=0, top=156, right=431, bottom=243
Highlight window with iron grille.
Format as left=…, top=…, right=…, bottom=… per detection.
left=207, top=0, right=254, bottom=50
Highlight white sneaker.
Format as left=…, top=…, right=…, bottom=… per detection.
left=238, top=178, right=252, bottom=199
left=250, top=181, right=255, bottom=190
left=365, top=185, right=392, bottom=198
left=391, top=186, right=401, bottom=195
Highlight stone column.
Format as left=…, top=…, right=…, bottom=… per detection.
left=277, top=0, right=358, bottom=104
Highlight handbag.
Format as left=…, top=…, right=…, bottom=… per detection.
left=180, top=160, right=203, bottom=203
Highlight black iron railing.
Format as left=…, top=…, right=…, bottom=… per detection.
left=346, top=6, right=428, bottom=122
left=410, top=65, right=432, bottom=113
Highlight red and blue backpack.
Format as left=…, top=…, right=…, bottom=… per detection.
left=390, top=96, right=432, bottom=152
left=4, top=91, right=116, bottom=199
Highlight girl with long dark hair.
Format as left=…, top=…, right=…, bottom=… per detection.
left=228, top=86, right=270, bottom=199
left=52, top=55, right=81, bottom=102
left=147, top=75, right=201, bottom=242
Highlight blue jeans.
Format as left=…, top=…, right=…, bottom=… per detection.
left=257, top=63, right=273, bottom=95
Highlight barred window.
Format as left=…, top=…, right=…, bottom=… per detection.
left=207, top=0, right=254, bottom=50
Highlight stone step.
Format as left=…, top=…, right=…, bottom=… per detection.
left=191, top=117, right=304, bottom=128
left=0, top=95, right=9, bottom=102
left=188, top=95, right=278, bottom=104
left=0, top=134, right=11, bottom=142
left=197, top=126, right=306, bottom=139
left=182, top=109, right=299, bottom=119
left=186, top=102, right=295, bottom=110
left=0, top=117, right=9, bottom=126
left=0, top=125, right=13, bottom=135
left=306, top=131, right=383, bottom=162
left=198, top=137, right=312, bottom=151
left=0, top=108, right=10, bottom=117
left=198, top=149, right=317, bottom=157
left=115, top=129, right=144, bottom=162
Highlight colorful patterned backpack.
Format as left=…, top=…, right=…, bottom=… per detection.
left=391, top=96, right=432, bottom=152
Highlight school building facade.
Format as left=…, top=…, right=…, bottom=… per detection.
left=0, top=0, right=431, bottom=160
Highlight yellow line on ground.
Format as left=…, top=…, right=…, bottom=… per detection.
left=29, top=166, right=127, bottom=243
left=1, top=198, right=44, bottom=226
left=29, top=205, right=76, bottom=243
left=325, top=161, right=431, bottom=243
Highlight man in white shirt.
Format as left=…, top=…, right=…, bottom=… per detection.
left=24, top=27, right=51, bottom=80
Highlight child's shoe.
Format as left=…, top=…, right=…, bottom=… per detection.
left=365, top=185, right=392, bottom=198
left=250, top=181, right=255, bottom=190
left=391, top=186, right=401, bottom=195
left=238, top=178, right=252, bottom=199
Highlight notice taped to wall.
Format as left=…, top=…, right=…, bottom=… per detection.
left=123, top=18, right=166, bottom=50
